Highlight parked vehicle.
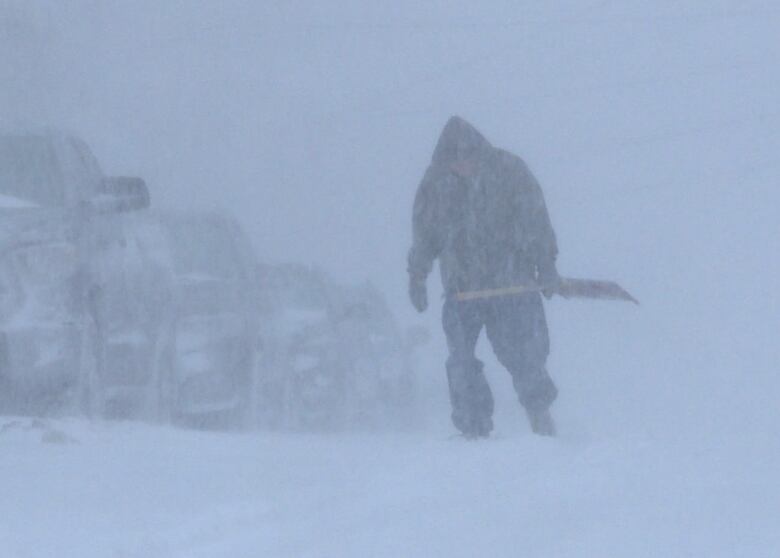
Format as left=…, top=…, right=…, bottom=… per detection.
left=88, top=210, right=259, bottom=427
left=0, top=131, right=415, bottom=432
left=255, top=264, right=420, bottom=430
left=157, top=211, right=258, bottom=428
left=0, top=131, right=150, bottom=416
left=329, top=282, right=418, bottom=428
left=85, top=214, right=174, bottom=420
left=254, top=264, right=338, bottom=428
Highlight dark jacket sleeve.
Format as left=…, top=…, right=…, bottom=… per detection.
left=518, top=160, right=558, bottom=270
left=407, top=166, right=445, bottom=280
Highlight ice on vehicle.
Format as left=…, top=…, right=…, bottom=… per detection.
left=0, top=131, right=150, bottom=416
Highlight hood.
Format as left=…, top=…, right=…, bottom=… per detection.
left=0, top=193, right=39, bottom=210
left=431, top=116, right=491, bottom=167
left=0, top=206, right=72, bottom=253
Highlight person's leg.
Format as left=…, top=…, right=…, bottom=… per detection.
left=442, top=298, right=493, bottom=437
left=485, top=294, right=557, bottom=435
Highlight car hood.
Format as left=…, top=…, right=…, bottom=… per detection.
left=0, top=194, right=40, bottom=210
left=0, top=207, right=74, bottom=254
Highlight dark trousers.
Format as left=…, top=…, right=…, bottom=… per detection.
left=442, top=293, right=557, bottom=435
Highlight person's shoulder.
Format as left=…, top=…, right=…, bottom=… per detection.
left=494, top=148, right=531, bottom=175
left=423, top=160, right=455, bottom=181
left=417, top=163, right=451, bottom=194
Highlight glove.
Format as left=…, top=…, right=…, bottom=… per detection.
left=409, top=275, right=428, bottom=313
left=537, top=260, right=561, bottom=300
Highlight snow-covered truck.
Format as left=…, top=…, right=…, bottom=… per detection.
left=0, top=132, right=150, bottom=415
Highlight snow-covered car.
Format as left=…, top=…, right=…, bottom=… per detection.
left=254, top=264, right=342, bottom=429
left=151, top=211, right=258, bottom=428
left=0, top=132, right=150, bottom=415
left=329, top=283, right=418, bottom=428
left=80, top=208, right=259, bottom=427
left=85, top=214, right=176, bottom=420
left=85, top=210, right=259, bottom=427
left=255, top=264, right=419, bottom=430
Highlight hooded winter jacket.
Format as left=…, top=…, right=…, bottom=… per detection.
left=408, top=116, right=558, bottom=295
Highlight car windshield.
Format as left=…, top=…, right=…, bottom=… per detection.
left=168, top=219, right=242, bottom=280
left=0, top=136, right=64, bottom=207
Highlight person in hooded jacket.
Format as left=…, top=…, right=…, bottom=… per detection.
left=408, top=116, right=559, bottom=437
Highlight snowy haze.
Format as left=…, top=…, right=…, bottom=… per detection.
left=2, top=1, right=780, bottom=556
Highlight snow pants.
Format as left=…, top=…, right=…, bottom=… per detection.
left=442, top=293, right=557, bottom=436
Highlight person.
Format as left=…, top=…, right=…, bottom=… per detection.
left=407, top=116, right=560, bottom=438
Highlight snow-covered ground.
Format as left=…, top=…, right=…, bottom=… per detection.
left=1, top=415, right=777, bottom=558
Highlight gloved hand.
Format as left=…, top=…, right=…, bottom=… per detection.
left=537, top=261, right=561, bottom=300
left=409, top=275, right=428, bottom=313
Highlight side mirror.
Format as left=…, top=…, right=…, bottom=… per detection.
left=89, top=177, right=150, bottom=214
left=405, top=325, right=431, bottom=349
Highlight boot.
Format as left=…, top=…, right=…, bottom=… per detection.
left=471, top=414, right=493, bottom=439
left=454, top=413, right=493, bottom=439
left=526, top=408, right=556, bottom=437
